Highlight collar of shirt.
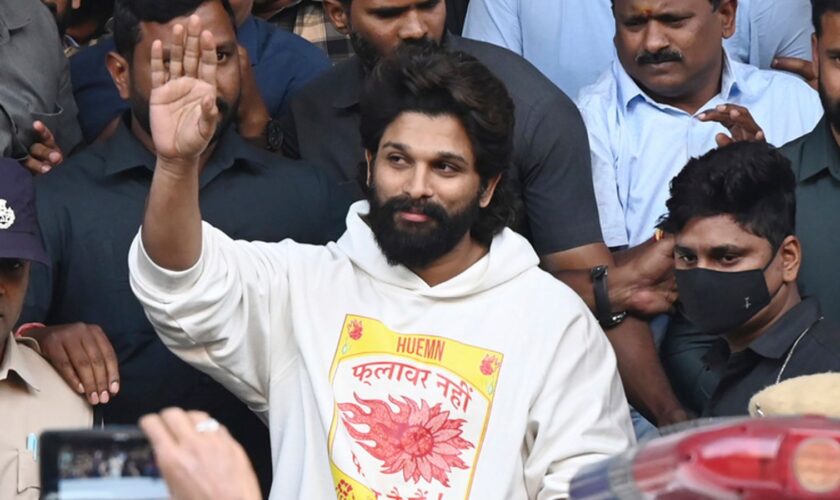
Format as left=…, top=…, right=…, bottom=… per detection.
left=332, top=32, right=456, bottom=110
left=798, top=117, right=840, bottom=182
left=102, top=115, right=257, bottom=189
left=236, top=15, right=260, bottom=61
left=703, top=297, right=823, bottom=369
left=615, top=48, right=742, bottom=115
left=0, top=332, right=42, bottom=391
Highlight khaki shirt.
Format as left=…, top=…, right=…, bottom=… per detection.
left=0, top=332, right=92, bottom=499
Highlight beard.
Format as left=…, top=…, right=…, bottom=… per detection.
left=350, top=32, right=440, bottom=72
left=129, top=76, right=239, bottom=145
left=367, top=187, right=482, bottom=270
left=819, top=79, right=840, bottom=134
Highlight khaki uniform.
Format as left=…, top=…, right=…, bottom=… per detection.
left=0, top=332, right=92, bottom=499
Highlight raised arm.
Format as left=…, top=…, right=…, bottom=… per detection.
left=142, top=15, right=220, bottom=270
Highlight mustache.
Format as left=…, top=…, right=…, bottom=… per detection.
left=382, top=196, right=448, bottom=223
left=636, top=49, right=683, bottom=65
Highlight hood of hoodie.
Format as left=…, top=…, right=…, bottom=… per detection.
left=336, top=201, right=540, bottom=299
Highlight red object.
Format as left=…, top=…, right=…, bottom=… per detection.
left=571, top=416, right=840, bottom=499
left=14, top=322, right=45, bottom=338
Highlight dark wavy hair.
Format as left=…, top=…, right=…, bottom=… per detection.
left=113, top=0, right=235, bottom=60
left=359, top=44, right=518, bottom=246
left=658, top=141, right=795, bottom=250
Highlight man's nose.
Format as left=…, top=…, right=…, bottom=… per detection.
left=403, top=167, right=434, bottom=199
left=398, top=10, right=429, bottom=41
left=641, top=23, right=670, bottom=55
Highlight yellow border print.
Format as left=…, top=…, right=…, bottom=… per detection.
left=327, top=315, right=504, bottom=499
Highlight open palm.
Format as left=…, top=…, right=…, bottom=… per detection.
left=149, top=17, right=220, bottom=163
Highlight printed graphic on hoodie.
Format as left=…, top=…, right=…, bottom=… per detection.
left=328, top=315, right=503, bottom=500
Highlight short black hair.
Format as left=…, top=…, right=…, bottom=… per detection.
left=813, top=0, right=840, bottom=37
left=658, top=141, right=796, bottom=250
left=610, top=0, right=722, bottom=10
left=360, top=45, right=518, bottom=246
left=113, top=0, right=235, bottom=60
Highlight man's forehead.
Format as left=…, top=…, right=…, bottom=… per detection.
left=615, top=0, right=701, bottom=15
left=361, top=0, right=441, bottom=9
left=676, top=215, right=764, bottom=248
left=138, top=2, right=236, bottom=47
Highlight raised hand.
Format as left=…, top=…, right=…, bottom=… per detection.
left=698, top=104, right=766, bottom=148
left=149, top=15, right=220, bottom=168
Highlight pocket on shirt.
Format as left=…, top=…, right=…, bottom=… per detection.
left=28, top=103, right=65, bottom=140
left=17, top=448, right=40, bottom=494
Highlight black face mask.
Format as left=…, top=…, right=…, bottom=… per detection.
left=675, top=253, right=781, bottom=335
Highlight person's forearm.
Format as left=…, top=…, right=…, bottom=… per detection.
left=605, top=316, right=687, bottom=425
left=141, top=158, right=202, bottom=270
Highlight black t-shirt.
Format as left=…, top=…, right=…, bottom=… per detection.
left=701, top=298, right=840, bottom=417
left=281, top=34, right=604, bottom=256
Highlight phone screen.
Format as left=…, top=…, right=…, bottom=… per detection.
left=41, top=428, right=170, bottom=500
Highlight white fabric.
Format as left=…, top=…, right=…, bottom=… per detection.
left=577, top=51, right=822, bottom=248
left=129, top=201, right=634, bottom=500
left=724, top=0, right=814, bottom=69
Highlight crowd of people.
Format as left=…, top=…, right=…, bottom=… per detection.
left=2, top=0, right=840, bottom=498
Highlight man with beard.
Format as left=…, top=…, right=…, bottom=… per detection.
left=782, top=0, right=840, bottom=326
left=129, top=38, right=635, bottom=498
left=17, top=0, right=345, bottom=494
left=282, top=0, right=692, bottom=436
left=577, top=0, right=822, bottom=414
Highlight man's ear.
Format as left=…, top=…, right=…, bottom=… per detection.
left=365, top=149, right=374, bottom=187
left=106, top=52, right=132, bottom=100
left=779, top=235, right=802, bottom=284
left=812, top=33, right=821, bottom=77
left=719, top=0, right=738, bottom=39
left=479, top=174, right=502, bottom=208
left=323, top=0, right=351, bottom=35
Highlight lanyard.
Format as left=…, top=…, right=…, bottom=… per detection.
left=775, top=316, right=824, bottom=384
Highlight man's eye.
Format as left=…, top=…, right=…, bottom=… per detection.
left=388, top=155, right=407, bottom=165
left=677, top=254, right=696, bottom=263
left=217, top=51, right=228, bottom=63
left=0, top=259, right=24, bottom=273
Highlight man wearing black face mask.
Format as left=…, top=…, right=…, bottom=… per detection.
left=658, top=141, right=840, bottom=418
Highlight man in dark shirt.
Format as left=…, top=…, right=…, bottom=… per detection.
left=658, top=141, right=840, bottom=418
left=17, top=0, right=345, bottom=494
left=781, top=0, right=840, bottom=325
left=282, top=0, right=689, bottom=430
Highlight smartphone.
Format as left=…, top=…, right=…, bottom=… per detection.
left=39, top=427, right=170, bottom=500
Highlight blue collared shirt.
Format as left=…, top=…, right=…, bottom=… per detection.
left=462, top=0, right=615, bottom=98
left=70, top=15, right=330, bottom=143
left=723, top=0, right=814, bottom=69
left=577, top=51, right=822, bottom=248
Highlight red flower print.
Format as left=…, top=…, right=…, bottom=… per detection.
left=348, top=320, right=363, bottom=340
left=339, top=394, right=474, bottom=487
left=480, top=355, right=499, bottom=376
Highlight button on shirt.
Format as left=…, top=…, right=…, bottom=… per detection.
left=577, top=52, right=822, bottom=248
left=701, top=298, right=840, bottom=417
left=0, top=333, right=92, bottom=500
left=781, top=118, right=840, bottom=325
left=462, top=0, right=615, bottom=98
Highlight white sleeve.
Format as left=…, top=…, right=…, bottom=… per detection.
left=128, top=221, right=297, bottom=413
left=462, top=0, right=522, bottom=55
left=729, top=0, right=814, bottom=68
left=526, top=309, right=635, bottom=499
left=576, top=97, right=629, bottom=248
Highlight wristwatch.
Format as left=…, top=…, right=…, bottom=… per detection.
left=590, top=265, right=628, bottom=329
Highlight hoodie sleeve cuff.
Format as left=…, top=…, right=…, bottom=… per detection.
left=130, top=224, right=207, bottom=295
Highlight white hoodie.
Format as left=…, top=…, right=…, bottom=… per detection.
left=129, top=201, right=634, bottom=500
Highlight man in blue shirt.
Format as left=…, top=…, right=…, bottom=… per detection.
left=576, top=0, right=822, bottom=412
left=68, top=0, right=329, bottom=144
left=17, top=0, right=345, bottom=495
left=463, top=0, right=814, bottom=99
